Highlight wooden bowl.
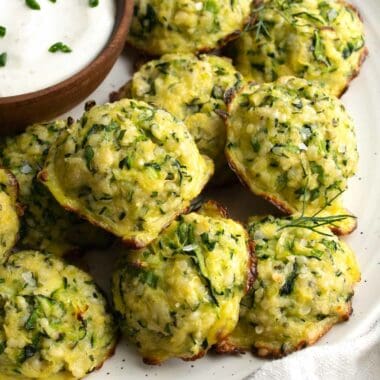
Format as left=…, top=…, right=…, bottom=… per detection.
left=0, top=0, right=133, bottom=135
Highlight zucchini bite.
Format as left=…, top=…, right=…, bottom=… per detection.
left=112, top=201, right=255, bottom=364
left=39, top=100, right=214, bottom=248
left=230, top=0, right=367, bottom=97
left=216, top=215, right=360, bottom=358
left=119, top=53, right=244, bottom=184
left=128, top=0, right=254, bottom=55
left=0, top=169, right=20, bottom=263
left=0, top=251, right=117, bottom=379
left=226, top=77, right=358, bottom=235
left=0, top=121, right=112, bottom=256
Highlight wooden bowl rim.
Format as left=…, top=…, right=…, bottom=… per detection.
left=0, top=0, right=132, bottom=106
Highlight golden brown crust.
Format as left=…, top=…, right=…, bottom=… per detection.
left=215, top=302, right=354, bottom=358
left=198, top=199, right=229, bottom=218
left=142, top=349, right=207, bottom=366
left=38, top=169, right=49, bottom=183
left=227, top=157, right=357, bottom=235
left=339, top=46, right=368, bottom=98
left=225, top=148, right=295, bottom=215
left=38, top=169, right=193, bottom=249
left=224, top=85, right=359, bottom=234
left=181, top=350, right=207, bottom=362
left=142, top=357, right=162, bottom=366
left=93, top=340, right=119, bottom=371
left=226, top=154, right=357, bottom=235
left=214, top=340, right=246, bottom=355
left=246, top=240, right=257, bottom=294
left=109, top=80, right=132, bottom=103
left=330, top=211, right=358, bottom=236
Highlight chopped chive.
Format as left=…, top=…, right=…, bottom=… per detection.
left=0, top=53, right=7, bottom=68
left=84, top=145, right=95, bottom=171
left=89, top=0, right=99, bottom=7
left=26, top=0, right=41, bottom=10
left=280, top=262, right=298, bottom=296
left=49, top=42, right=72, bottom=53
left=312, top=30, right=329, bottom=66
left=0, top=26, right=6, bottom=38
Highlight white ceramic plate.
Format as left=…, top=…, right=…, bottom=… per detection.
left=61, top=1, right=380, bottom=378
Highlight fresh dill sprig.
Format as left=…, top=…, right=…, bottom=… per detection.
left=278, top=188, right=356, bottom=236
left=277, top=214, right=355, bottom=237
left=252, top=5, right=271, bottom=40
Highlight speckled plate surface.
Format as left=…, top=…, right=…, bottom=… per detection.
left=61, top=1, right=380, bottom=378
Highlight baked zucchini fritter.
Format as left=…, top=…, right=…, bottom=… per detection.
left=226, top=77, right=358, bottom=235
left=0, top=168, right=19, bottom=263
left=229, top=0, right=367, bottom=97
left=112, top=201, right=255, bottom=364
left=39, top=100, right=214, bottom=248
left=0, top=251, right=117, bottom=379
left=128, top=0, right=254, bottom=55
left=230, top=0, right=367, bottom=97
left=216, top=215, right=360, bottom=358
left=0, top=121, right=112, bottom=256
left=119, top=53, right=244, bottom=183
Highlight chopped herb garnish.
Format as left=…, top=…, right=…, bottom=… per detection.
left=89, top=0, right=99, bottom=7
left=201, top=233, right=216, bottom=251
left=48, top=42, right=72, bottom=53
left=0, top=26, right=6, bottom=38
left=84, top=145, right=95, bottom=171
left=277, top=189, right=355, bottom=236
left=119, top=156, right=131, bottom=170
left=0, top=52, right=7, bottom=67
left=280, top=261, right=298, bottom=296
left=312, top=31, right=329, bottom=66
left=26, top=0, right=41, bottom=10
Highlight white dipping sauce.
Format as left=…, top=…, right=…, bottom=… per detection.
left=0, top=0, right=116, bottom=97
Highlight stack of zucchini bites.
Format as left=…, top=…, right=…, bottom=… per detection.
left=0, top=0, right=367, bottom=377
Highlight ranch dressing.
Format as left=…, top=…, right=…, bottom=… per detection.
left=0, top=0, right=116, bottom=97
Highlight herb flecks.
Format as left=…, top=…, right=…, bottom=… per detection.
left=278, top=189, right=356, bottom=236
left=0, top=26, right=6, bottom=38
left=0, top=53, right=7, bottom=68
left=280, top=261, right=298, bottom=296
left=312, top=30, right=330, bottom=66
left=49, top=42, right=72, bottom=54
left=89, top=0, right=99, bottom=7
left=26, top=0, right=41, bottom=10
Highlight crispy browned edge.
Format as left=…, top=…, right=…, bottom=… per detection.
left=142, top=349, right=208, bottom=366
left=38, top=169, right=198, bottom=249
left=92, top=338, right=119, bottom=372
left=330, top=208, right=358, bottom=236
left=199, top=199, right=229, bottom=218
left=223, top=86, right=294, bottom=216
left=223, top=82, right=359, bottom=236
left=126, top=2, right=257, bottom=57
left=110, top=80, right=132, bottom=103
left=215, top=298, right=354, bottom=358
left=337, top=1, right=368, bottom=98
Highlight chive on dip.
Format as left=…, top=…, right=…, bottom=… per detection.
left=0, top=0, right=115, bottom=97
